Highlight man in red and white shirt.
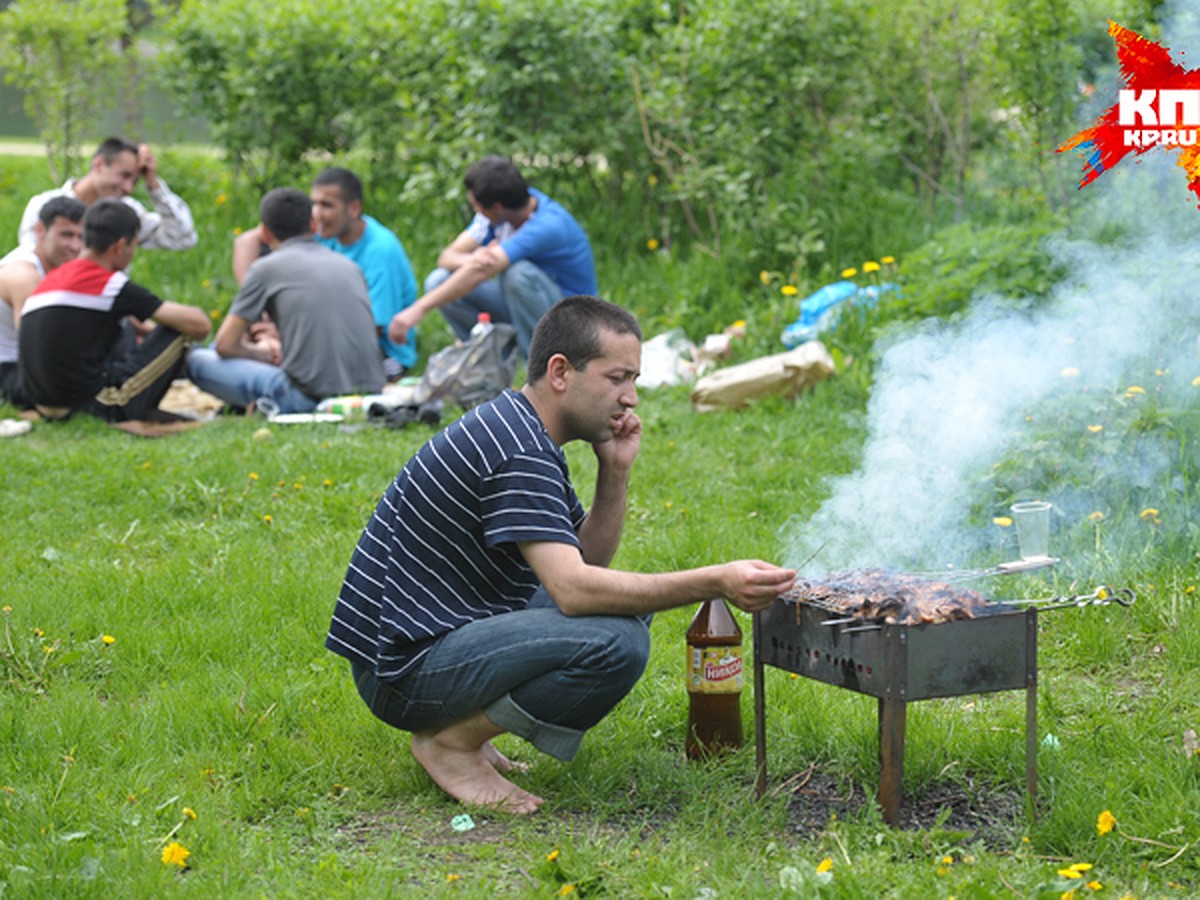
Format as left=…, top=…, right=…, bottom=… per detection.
left=19, top=199, right=210, bottom=434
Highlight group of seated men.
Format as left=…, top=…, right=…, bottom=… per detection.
left=0, top=137, right=597, bottom=432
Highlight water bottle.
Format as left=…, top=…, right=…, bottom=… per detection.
left=469, top=312, right=493, bottom=340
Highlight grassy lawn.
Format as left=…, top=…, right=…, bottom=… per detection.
left=2, top=150, right=1199, bottom=897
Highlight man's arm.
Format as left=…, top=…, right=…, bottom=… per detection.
left=387, top=244, right=509, bottom=343
left=0, top=262, right=42, bottom=330
left=151, top=301, right=212, bottom=341
left=436, top=229, right=483, bottom=271
left=232, top=226, right=265, bottom=285
left=575, top=410, right=642, bottom=566
left=520, top=540, right=796, bottom=618
left=133, top=143, right=198, bottom=250
left=211, top=312, right=280, bottom=364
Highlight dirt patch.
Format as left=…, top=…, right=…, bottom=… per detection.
left=781, top=767, right=1027, bottom=847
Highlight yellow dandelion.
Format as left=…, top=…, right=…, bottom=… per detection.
left=1087, top=424, right=1103, bottom=433
left=1062, top=892, right=1077, bottom=900
left=1070, top=863, right=1093, bottom=872
left=993, top=516, right=1013, bottom=527
left=232, top=226, right=243, bottom=236
left=781, top=284, right=799, bottom=296
left=1086, top=882, right=1102, bottom=891
left=1058, top=868, right=1083, bottom=879
left=292, top=482, right=303, bottom=490
left=215, top=193, right=227, bottom=205
left=33, top=627, right=44, bottom=637
left=1060, top=367, right=1081, bottom=378
left=547, top=849, right=560, bottom=862
left=210, top=309, right=221, bottom=321
left=141, top=461, right=152, bottom=469
left=941, top=855, right=954, bottom=865
left=1155, top=368, right=1166, bottom=376
left=881, top=255, right=895, bottom=264
left=263, top=515, right=273, bottom=523
left=1, top=605, right=11, bottom=614
left=862, top=261, right=881, bottom=273
left=646, top=238, right=660, bottom=251
left=841, top=267, right=858, bottom=278
left=161, top=841, right=190, bottom=868
left=1124, top=385, right=1145, bottom=396
left=559, top=885, right=576, bottom=896
left=201, top=278, right=211, bottom=290
left=446, top=873, right=460, bottom=882
left=1187, top=585, right=1196, bottom=594
left=43, top=646, right=55, bottom=654
left=816, top=858, right=833, bottom=873
left=936, top=866, right=950, bottom=877
left=1097, top=809, right=1117, bottom=835
left=759, top=270, right=771, bottom=285
left=182, top=807, right=197, bottom=820
left=1021, top=836, right=1031, bottom=843
left=647, top=174, right=658, bottom=186
left=102, top=634, right=115, bottom=645
left=1140, top=508, right=1159, bottom=520
left=1087, top=511, right=1104, bottom=522
left=323, top=478, right=333, bottom=487
left=249, top=472, right=259, bottom=481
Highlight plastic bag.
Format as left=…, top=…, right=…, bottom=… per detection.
left=415, top=323, right=519, bottom=409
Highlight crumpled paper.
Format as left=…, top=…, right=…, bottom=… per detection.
left=689, top=340, right=836, bottom=412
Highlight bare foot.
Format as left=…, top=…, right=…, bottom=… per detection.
left=411, top=732, right=543, bottom=814
left=482, top=741, right=530, bottom=774
left=111, top=419, right=203, bottom=438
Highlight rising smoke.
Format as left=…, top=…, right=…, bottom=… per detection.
left=781, top=8, right=1200, bottom=579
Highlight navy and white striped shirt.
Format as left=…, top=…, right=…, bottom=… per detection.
left=326, top=389, right=586, bottom=680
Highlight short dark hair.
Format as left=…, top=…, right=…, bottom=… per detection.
left=259, top=188, right=313, bottom=241
left=464, top=156, right=529, bottom=209
left=312, top=166, right=363, bottom=204
left=94, top=137, right=139, bottom=164
left=83, top=199, right=140, bottom=251
left=526, top=295, right=642, bottom=383
left=38, top=196, right=85, bottom=228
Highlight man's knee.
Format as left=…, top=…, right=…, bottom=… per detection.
left=593, top=616, right=651, bottom=686
left=500, top=259, right=550, bottom=295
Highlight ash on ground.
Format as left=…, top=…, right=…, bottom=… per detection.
left=783, top=769, right=1027, bottom=847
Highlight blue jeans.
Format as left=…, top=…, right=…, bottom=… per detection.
left=350, top=591, right=651, bottom=761
left=427, top=260, right=565, bottom=357
left=186, top=348, right=317, bottom=413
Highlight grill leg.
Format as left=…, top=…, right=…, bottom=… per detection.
left=753, top=611, right=767, bottom=798
left=878, top=696, right=906, bottom=826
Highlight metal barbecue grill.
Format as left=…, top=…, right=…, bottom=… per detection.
left=752, top=575, right=1134, bottom=825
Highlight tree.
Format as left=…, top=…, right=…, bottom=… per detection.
left=0, top=0, right=127, bottom=180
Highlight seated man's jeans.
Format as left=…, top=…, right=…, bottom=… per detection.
left=426, top=259, right=565, bottom=357
left=186, top=347, right=317, bottom=414
left=349, top=590, right=652, bottom=762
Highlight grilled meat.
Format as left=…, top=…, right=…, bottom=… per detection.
left=785, top=568, right=989, bottom=625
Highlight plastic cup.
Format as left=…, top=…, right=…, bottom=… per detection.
left=1010, top=501, right=1052, bottom=559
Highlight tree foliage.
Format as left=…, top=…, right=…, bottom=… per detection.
left=0, top=0, right=126, bottom=180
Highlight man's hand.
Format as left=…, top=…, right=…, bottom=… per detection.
left=137, top=143, right=160, bottom=190
left=717, top=561, right=797, bottom=613
left=593, top=410, right=641, bottom=471
left=388, top=305, right=423, bottom=344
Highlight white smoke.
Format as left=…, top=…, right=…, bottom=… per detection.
left=781, top=8, right=1200, bottom=577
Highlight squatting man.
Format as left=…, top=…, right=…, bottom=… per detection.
left=326, top=295, right=796, bottom=813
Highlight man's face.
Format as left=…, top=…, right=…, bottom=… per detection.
left=466, top=189, right=507, bottom=227
left=560, top=329, right=641, bottom=444
left=92, top=150, right=139, bottom=198
left=36, top=216, right=84, bottom=269
left=311, top=184, right=358, bottom=241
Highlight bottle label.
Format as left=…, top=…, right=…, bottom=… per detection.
left=688, top=644, right=743, bottom=693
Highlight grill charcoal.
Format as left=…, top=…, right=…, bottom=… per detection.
left=786, top=568, right=989, bottom=625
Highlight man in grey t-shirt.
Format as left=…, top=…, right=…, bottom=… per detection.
left=187, top=188, right=385, bottom=413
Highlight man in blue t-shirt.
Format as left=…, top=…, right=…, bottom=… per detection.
left=231, top=167, right=419, bottom=379
left=329, top=295, right=796, bottom=814
left=387, top=156, right=597, bottom=357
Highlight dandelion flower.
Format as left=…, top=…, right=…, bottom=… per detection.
left=249, top=472, right=259, bottom=481
left=232, top=226, right=243, bottom=236
left=1, top=605, right=10, bottom=614
left=841, top=267, right=858, bottom=278
left=323, top=479, right=333, bottom=488
left=182, top=807, right=197, bottom=820
left=647, top=238, right=660, bottom=251
left=263, top=515, right=273, bottom=523
left=647, top=174, right=658, bottom=186
left=201, top=278, right=211, bottom=290
left=993, top=516, right=1013, bottom=527
left=1087, top=424, right=1103, bottom=433
left=1060, top=367, right=1081, bottom=378
left=1140, top=508, right=1159, bottom=520
left=941, top=856, right=954, bottom=865
left=1070, top=863, right=1093, bottom=872
left=446, top=873, right=460, bottom=882
left=102, top=635, right=115, bottom=645
left=816, top=858, right=833, bottom=873
left=1086, top=882, right=1102, bottom=891
left=1058, top=868, right=1083, bottom=879
left=547, top=849, right=560, bottom=862
left=759, top=270, right=771, bottom=285
left=559, top=885, right=576, bottom=896
left=215, top=193, right=227, bottom=206
left=209, top=309, right=221, bottom=321
left=1124, top=385, right=1145, bottom=396
left=781, top=284, right=798, bottom=296
left=1087, top=512, right=1104, bottom=522
left=881, top=255, right=895, bottom=264
left=1097, top=809, right=1117, bottom=835
left=161, top=841, right=191, bottom=868
left=862, top=261, right=881, bottom=273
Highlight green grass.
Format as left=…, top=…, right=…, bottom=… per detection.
left=2, top=150, right=1200, bottom=897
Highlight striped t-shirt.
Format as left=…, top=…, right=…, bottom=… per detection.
left=326, top=389, right=586, bottom=681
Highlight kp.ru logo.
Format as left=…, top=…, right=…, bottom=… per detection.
left=1058, top=21, right=1200, bottom=208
